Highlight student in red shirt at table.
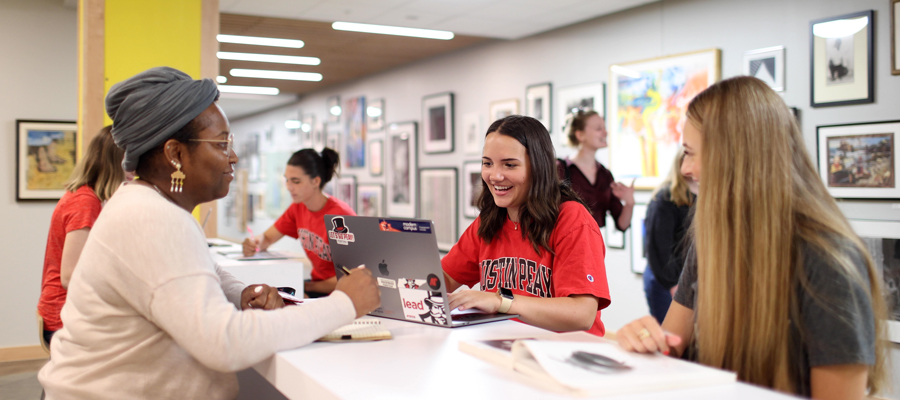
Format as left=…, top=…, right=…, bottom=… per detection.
left=443, top=115, right=611, bottom=336
left=37, top=126, right=126, bottom=348
left=243, top=148, right=355, bottom=296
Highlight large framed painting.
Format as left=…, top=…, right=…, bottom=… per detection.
left=386, top=122, right=418, bottom=217
left=743, top=46, right=785, bottom=92
left=810, top=10, right=874, bottom=107
left=555, top=82, right=605, bottom=148
left=419, top=168, right=458, bottom=252
left=16, top=120, right=79, bottom=200
left=630, top=204, right=648, bottom=274
left=357, top=184, right=384, bottom=217
left=462, top=161, right=483, bottom=219
left=816, top=120, right=898, bottom=200
left=525, top=82, right=552, bottom=133
left=422, top=92, right=454, bottom=154
left=849, top=219, right=900, bottom=343
left=342, top=96, right=366, bottom=168
left=609, top=49, right=721, bottom=189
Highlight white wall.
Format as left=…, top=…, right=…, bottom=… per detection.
left=0, top=0, right=77, bottom=348
left=227, top=0, right=900, bottom=393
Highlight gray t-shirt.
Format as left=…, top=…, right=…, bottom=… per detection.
left=673, top=241, right=876, bottom=397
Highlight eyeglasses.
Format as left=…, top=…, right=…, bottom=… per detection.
left=189, top=134, right=234, bottom=156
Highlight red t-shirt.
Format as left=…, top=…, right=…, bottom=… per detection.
left=37, top=185, right=102, bottom=331
left=273, top=196, right=355, bottom=281
left=442, top=201, right=611, bottom=336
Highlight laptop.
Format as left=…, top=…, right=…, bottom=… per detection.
left=325, top=214, right=517, bottom=328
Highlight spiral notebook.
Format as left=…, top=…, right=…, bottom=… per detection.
left=317, top=319, right=392, bottom=342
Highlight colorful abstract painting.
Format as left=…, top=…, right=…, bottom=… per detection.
left=343, top=96, right=366, bottom=168
left=609, top=49, right=720, bottom=189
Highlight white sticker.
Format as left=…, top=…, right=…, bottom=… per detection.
left=398, top=284, right=447, bottom=325
left=377, top=277, right=396, bottom=289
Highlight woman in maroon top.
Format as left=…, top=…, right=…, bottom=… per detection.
left=557, top=110, right=634, bottom=231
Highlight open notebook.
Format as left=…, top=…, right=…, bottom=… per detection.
left=317, top=319, right=392, bottom=342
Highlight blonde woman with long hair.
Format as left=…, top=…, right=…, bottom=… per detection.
left=616, top=76, right=887, bottom=399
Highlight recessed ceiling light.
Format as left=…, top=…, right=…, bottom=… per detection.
left=332, top=22, right=454, bottom=40
left=217, top=34, right=304, bottom=48
left=230, top=69, right=323, bottom=82
left=216, top=76, right=227, bottom=83
left=217, top=52, right=321, bottom=66
left=217, top=85, right=280, bottom=95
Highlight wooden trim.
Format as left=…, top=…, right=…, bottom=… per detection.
left=0, top=346, right=49, bottom=362
left=78, top=0, right=106, bottom=154
left=200, top=0, right=219, bottom=238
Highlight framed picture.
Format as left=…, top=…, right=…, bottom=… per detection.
left=300, top=114, right=315, bottom=148
left=335, top=175, right=357, bottom=212
left=525, top=82, right=552, bottom=132
left=419, top=168, right=458, bottom=252
left=422, top=92, right=454, bottom=154
left=610, top=49, right=720, bottom=189
left=327, top=95, right=341, bottom=123
left=387, top=122, right=418, bottom=217
left=343, top=96, right=366, bottom=168
left=893, top=0, right=900, bottom=75
left=367, top=98, right=385, bottom=131
left=605, top=214, right=625, bottom=249
left=325, top=132, right=339, bottom=153
left=816, top=120, right=898, bottom=200
left=16, top=120, right=79, bottom=200
left=357, top=184, right=384, bottom=217
left=848, top=219, right=900, bottom=343
left=312, top=122, right=325, bottom=151
left=810, top=10, right=874, bottom=107
left=368, top=137, right=383, bottom=176
left=743, top=46, right=785, bottom=92
left=462, top=112, right=482, bottom=155
left=630, top=204, right=648, bottom=274
left=462, top=161, right=483, bottom=219
left=556, top=82, right=605, bottom=148
left=489, top=98, right=519, bottom=124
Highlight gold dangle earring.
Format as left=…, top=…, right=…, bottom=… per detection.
left=170, top=160, right=185, bottom=193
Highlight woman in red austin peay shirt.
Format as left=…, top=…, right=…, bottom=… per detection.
left=38, top=126, right=126, bottom=348
left=442, top=115, right=611, bottom=336
left=243, top=148, right=355, bottom=296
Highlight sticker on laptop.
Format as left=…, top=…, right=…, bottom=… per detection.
left=378, top=219, right=432, bottom=234
left=327, top=216, right=355, bottom=245
left=377, top=277, right=396, bottom=289
left=398, top=286, right=447, bottom=325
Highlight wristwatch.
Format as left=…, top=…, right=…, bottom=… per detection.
left=497, top=287, right=514, bottom=314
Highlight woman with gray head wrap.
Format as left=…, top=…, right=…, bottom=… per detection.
left=39, top=66, right=380, bottom=400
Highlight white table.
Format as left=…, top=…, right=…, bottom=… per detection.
left=208, top=239, right=309, bottom=289
left=252, top=318, right=797, bottom=400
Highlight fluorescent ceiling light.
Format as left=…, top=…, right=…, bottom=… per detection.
left=285, top=120, right=301, bottom=129
left=330, top=106, right=342, bottom=116
left=230, top=68, right=323, bottom=82
left=813, top=16, right=868, bottom=38
left=217, top=51, right=320, bottom=66
left=217, top=34, right=304, bottom=48
left=611, top=65, right=641, bottom=79
left=217, top=85, right=280, bottom=95
left=216, top=76, right=227, bottom=83
left=332, top=21, right=454, bottom=40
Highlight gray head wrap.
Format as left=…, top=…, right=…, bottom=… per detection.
left=106, top=66, right=219, bottom=172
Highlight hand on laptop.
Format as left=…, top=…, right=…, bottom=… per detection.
left=335, top=265, right=381, bottom=318
left=241, top=284, right=285, bottom=310
left=449, top=290, right=500, bottom=314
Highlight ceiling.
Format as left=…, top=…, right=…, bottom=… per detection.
left=216, top=0, right=659, bottom=119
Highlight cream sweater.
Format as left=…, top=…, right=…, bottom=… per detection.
left=38, top=184, right=356, bottom=400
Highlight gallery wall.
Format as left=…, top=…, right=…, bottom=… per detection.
left=0, top=0, right=78, bottom=349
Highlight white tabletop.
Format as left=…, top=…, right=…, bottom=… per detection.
left=208, top=240, right=310, bottom=288
left=253, top=318, right=797, bottom=400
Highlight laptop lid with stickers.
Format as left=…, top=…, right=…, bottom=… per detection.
left=325, top=214, right=516, bottom=328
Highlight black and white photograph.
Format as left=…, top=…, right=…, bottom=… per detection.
left=810, top=10, right=874, bottom=107
left=419, top=168, right=458, bottom=252
left=422, top=92, right=454, bottom=153
left=556, top=82, right=605, bottom=147
left=850, top=219, right=900, bottom=343
left=387, top=122, right=418, bottom=217
left=742, top=46, right=784, bottom=92
left=357, top=184, right=384, bottom=217
left=462, top=161, right=482, bottom=218
left=526, top=82, right=552, bottom=132
left=817, top=120, right=900, bottom=200
left=462, top=112, right=482, bottom=155
left=489, top=98, right=519, bottom=123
